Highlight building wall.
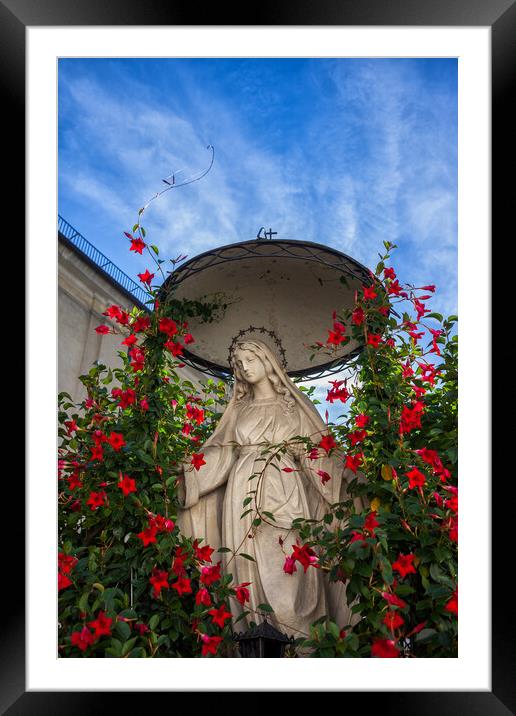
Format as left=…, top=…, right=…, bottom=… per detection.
left=58, top=235, right=210, bottom=405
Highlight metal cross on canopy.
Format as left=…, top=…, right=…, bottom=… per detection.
left=256, top=227, right=278, bottom=240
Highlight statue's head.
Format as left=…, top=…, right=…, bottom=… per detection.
left=229, top=340, right=295, bottom=411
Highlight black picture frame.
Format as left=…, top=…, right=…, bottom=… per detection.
left=11, top=0, right=510, bottom=712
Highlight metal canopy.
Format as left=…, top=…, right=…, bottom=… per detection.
left=160, top=238, right=372, bottom=381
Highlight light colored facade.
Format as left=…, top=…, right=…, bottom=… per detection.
left=58, top=234, right=210, bottom=405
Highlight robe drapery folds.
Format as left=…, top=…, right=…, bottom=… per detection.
left=177, top=340, right=367, bottom=639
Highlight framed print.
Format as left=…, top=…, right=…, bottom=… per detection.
left=9, top=0, right=513, bottom=711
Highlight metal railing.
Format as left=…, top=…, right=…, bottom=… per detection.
left=58, top=215, right=151, bottom=310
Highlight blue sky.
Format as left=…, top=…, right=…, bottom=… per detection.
left=58, top=58, right=457, bottom=415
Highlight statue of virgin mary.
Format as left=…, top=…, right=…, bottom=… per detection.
left=177, top=331, right=368, bottom=642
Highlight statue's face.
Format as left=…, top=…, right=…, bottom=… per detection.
left=233, top=348, right=266, bottom=384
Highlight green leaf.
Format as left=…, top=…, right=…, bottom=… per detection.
left=238, top=553, right=256, bottom=562
left=151, top=245, right=159, bottom=255
left=149, top=614, right=159, bottom=631
left=256, top=603, right=274, bottom=613
left=115, top=621, right=131, bottom=641
left=121, top=637, right=138, bottom=656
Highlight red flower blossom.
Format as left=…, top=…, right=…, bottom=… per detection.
left=150, top=569, right=169, bottom=597
left=135, top=623, right=149, bottom=635
left=195, top=588, right=212, bottom=606
left=392, top=553, right=417, bottom=578
left=137, top=269, right=154, bottom=285
left=283, top=555, right=297, bottom=574
left=191, top=453, right=206, bottom=471
left=164, top=339, right=184, bottom=356
left=208, top=604, right=232, bottom=628
left=184, top=333, right=195, bottom=344
left=349, top=429, right=367, bottom=446
left=422, top=284, right=436, bottom=292
left=88, top=611, right=113, bottom=639
left=201, top=634, right=223, bottom=656
left=90, top=445, right=104, bottom=461
left=137, top=526, right=158, bottom=547
left=367, top=333, right=382, bottom=348
left=130, top=237, right=146, bottom=254
left=326, top=381, right=350, bottom=404
left=363, top=285, right=377, bottom=300
left=291, top=543, right=318, bottom=573
left=159, top=317, right=178, bottom=336
left=345, top=453, right=363, bottom=473
left=172, top=577, right=192, bottom=596
left=58, top=553, right=78, bottom=574
left=86, top=491, right=106, bottom=511
left=384, top=267, right=396, bottom=280
left=316, top=470, right=331, bottom=485
left=383, top=611, right=404, bottom=631
left=387, top=279, right=402, bottom=296
left=355, top=414, right=370, bottom=428
left=364, top=511, right=379, bottom=535
left=71, top=627, right=96, bottom=652
left=58, top=572, right=73, bottom=591
left=95, top=325, right=110, bottom=335
left=406, top=467, right=426, bottom=489
left=194, top=541, right=214, bottom=563
left=200, top=562, right=222, bottom=586
left=235, top=582, right=251, bottom=606
left=381, top=591, right=408, bottom=609
left=103, top=305, right=122, bottom=320
left=444, top=589, right=458, bottom=616
left=67, top=472, right=83, bottom=491
left=349, top=530, right=367, bottom=544
left=64, top=419, right=78, bottom=434
left=107, top=432, right=126, bottom=452
left=131, top=315, right=150, bottom=333
left=319, top=434, right=337, bottom=454
left=371, top=638, right=399, bottom=658
left=399, top=402, right=425, bottom=434
left=140, top=397, right=149, bottom=411
left=118, top=474, right=137, bottom=497
left=351, top=306, right=365, bottom=326
left=186, top=404, right=205, bottom=425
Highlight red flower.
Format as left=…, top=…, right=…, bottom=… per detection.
left=195, top=588, right=212, bottom=607
left=355, top=414, right=370, bottom=428
left=383, top=611, right=404, bottom=631
left=172, top=577, right=192, bottom=596
left=371, top=638, right=399, bottom=658
left=184, top=333, right=195, bottom=344
left=349, top=429, right=367, bottom=446
left=316, top=470, right=331, bottom=485
left=107, top=431, right=126, bottom=451
left=387, top=279, right=402, bottom=296
left=319, top=434, right=337, bottom=454
left=392, top=553, right=417, bottom=578
left=135, top=623, right=149, bottom=635
left=88, top=611, right=113, bottom=639
left=140, top=397, right=149, bottom=411
left=118, top=474, right=137, bottom=497
left=363, top=285, right=377, bottom=300
left=103, top=305, right=122, bottom=320
left=130, top=237, right=146, bottom=254
left=422, top=284, right=436, bottom=292
left=235, top=582, right=251, bottom=606
left=71, top=627, right=96, bottom=652
left=150, top=569, right=169, bottom=597
left=200, top=562, right=222, bottom=586
left=345, top=453, right=363, bottom=473
left=349, top=530, right=367, bottom=544
left=67, top=472, right=83, bottom=491
left=367, top=333, right=382, bottom=348
left=208, top=604, right=232, bottom=628
left=291, top=543, right=318, bottom=573
left=201, top=634, right=223, bottom=657
left=186, top=405, right=205, bottom=425
left=64, top=419, right=78, bottom=434
left=364, top=511, right=379, bottom=535
left=194, top=541, right=214, bottom=563
left=132, top=315, right=151, bottom=333
left=326, top=381, right=350, bottom=404
left=444, top=589, right=458, bottom=616
left=90, top=445, right=104, bottom=461
left=384, top=267, right=396, bottom=280
left=58, top=553, right=78, bottom=574
left=86, top=491, right=106, bottom=511
left=95, top=325, right=110, bottom=335
left=137, top=269, right=155, bottom=285
left=58, top=572, right=73, bottom=591
left=191, top=453, right=206, bottom=471
left=117, top=388, right=136, bottom=409
left=381, top=591, right=408, bottom=609
left=137, top=526, right=158, bottom=547
left=283, top=555, right=297, bottom=574
left=351, top=307, right=365, bottom=326
left=159, top=317, right=178, bottom=336
left=399, top=402, right=425, bottom=434
left=164, top=339, right=184, bottom=356
left=406, top=468, right=426, bottom=489
left=327, top=329, right=345, bottom=346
